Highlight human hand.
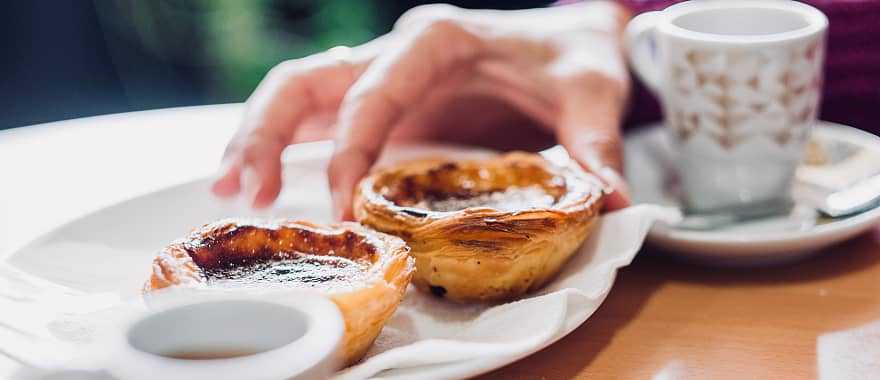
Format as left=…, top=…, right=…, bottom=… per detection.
left=212, top=2, right=632, bottom=219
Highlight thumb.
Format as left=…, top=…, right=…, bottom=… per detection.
left=555, top=74, right=631, bottom=210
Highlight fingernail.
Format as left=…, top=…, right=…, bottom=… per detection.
left=210, top=186, right=236, bottom=204
left=596, top=166, right=630, bottom=198
left=252, top=197, right=271, bottom=210
left=211, top=167, right=236, bottom=198
left=596, top=166, right=621, bottom=184
left=210, top=181, right=228, bottom=197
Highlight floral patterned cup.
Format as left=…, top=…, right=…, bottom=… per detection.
left=625, top=0, right=828, bottom=213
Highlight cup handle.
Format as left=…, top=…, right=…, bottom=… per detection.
left=624, top=11, right=662, bottom=93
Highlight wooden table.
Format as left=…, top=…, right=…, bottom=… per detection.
left=481, top=233, right=880, bottom=379
left=3, top=104, right=879, bottom=379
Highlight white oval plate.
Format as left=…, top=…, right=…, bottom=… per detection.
left=4, top=141, right=670, bottom=380
left=626, top=121, right=880, bottom=266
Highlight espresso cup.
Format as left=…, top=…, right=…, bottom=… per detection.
left=625, top=0, right=828, bottom=213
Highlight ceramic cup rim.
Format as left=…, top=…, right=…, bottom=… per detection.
left=655, top=0, right=828, bottom=44
left=109, top=289, right=344, bottom=380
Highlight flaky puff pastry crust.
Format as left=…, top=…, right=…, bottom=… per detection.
left=354, top=152, right=605, bottom=303
left=144, top=219, right=414, bottom=366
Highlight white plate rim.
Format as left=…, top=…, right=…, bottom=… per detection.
left=3, top=139, right=625, bottom=380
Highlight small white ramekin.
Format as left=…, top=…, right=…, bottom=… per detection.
left=106, top=289, right=344, bottom=380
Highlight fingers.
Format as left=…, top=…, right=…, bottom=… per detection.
left=328, top=18, right=486, bottom=220
left=212, top=54, right=359, bottom=208
left=210, top=138, right=286, bottom=208
left=211, top=160, right=243, bottom=198
left=211, top=66, right=309, bottom=207
left=555, top=71, right=631, bottom=211
left=546, top=12, right=631, bottom=211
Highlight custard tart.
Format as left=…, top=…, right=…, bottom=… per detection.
left=354, top=152, right=604, bottom=303
left=144, top=219, right=414, bottom=366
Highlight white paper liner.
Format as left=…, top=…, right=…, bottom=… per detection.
left=337, top=205, right=679, bottom=379
left=2, top=205, right=677, bottom=380
left=1, top=143, right=680, bottom=379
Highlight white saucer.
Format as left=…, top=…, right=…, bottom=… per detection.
left=625, top=121, right=880, bottom=266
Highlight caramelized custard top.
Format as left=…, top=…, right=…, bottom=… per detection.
left=377, top=160, right=567, bottom=213
left=180, top=221, right=380, bottom=292
left=412, top=185, right=557, bottom=212
left=203, top=252, right=369, bottom=289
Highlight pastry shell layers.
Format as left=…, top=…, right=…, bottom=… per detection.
left=145, top=219, right=414, bottom=366
left=354, top=152, right=604, bottom=303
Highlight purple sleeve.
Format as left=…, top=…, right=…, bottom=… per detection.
left=612, top=0, right=880, bottom=133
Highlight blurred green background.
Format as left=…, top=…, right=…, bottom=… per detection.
left=0, top=0, right=548, bottom=129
